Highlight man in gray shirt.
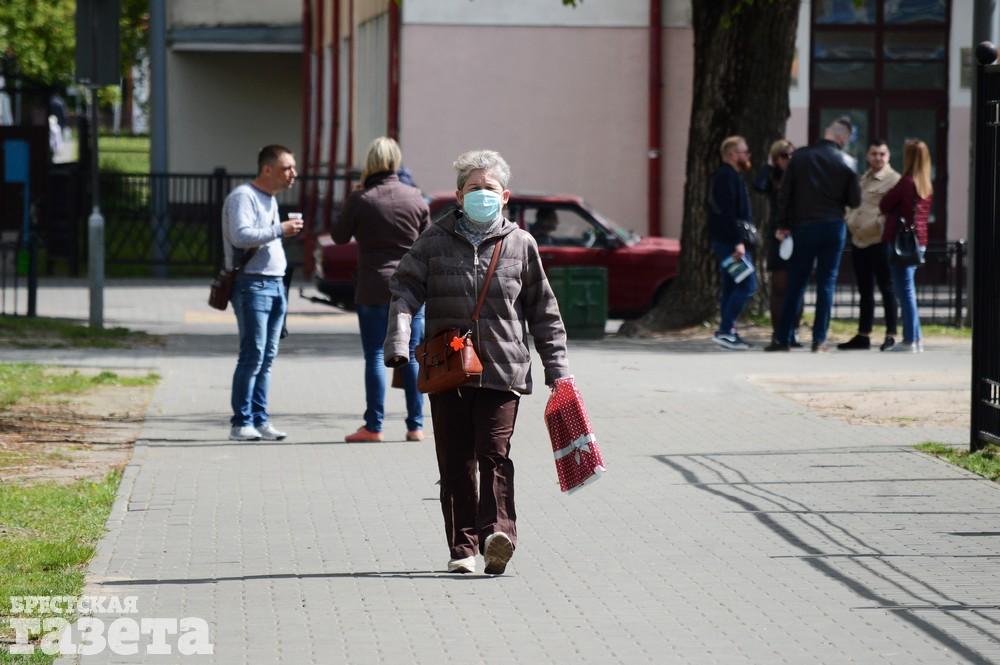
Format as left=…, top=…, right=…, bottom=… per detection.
left=225, top=145, right=303, bottom=441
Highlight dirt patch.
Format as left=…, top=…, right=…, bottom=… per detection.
left=0, top=382, right=154, bottom=484
left=751, top=371, right=969, bottom=428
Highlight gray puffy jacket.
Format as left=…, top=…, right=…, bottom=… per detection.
left=385, top=212, right=569, bottom=395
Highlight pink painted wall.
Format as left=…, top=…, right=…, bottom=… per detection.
left=400, top=25, right=650, bottom=234
left=660, top=27, right=692, bottom=239
left=947, top=106, right=970, bottom=241
left=786, top=107, right=809, bottom=150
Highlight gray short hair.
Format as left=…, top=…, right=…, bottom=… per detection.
left=453, top=150, right=511, bottom=190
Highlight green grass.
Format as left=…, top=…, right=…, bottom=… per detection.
left=0, top=316, right=162, bottom=350
left=0, top=363, right=160, bottom=411
left=818, top=317, right=970, bottom=339
left=743, top=312, right=969, bottom=339
left=0, top=472, right=121, bottom=662
left=916, top=442, right=1000, bottom=482
left=98, top=134, right=149, bottom=174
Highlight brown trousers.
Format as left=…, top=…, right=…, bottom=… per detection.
left=429, top=387, right=520, bottom=559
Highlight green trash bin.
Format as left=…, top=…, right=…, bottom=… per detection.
left=546, top=266, right=607, bottom=339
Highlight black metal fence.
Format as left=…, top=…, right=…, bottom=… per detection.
left=802, top=240, right=967, bottom=327
left=97, top=170, right=354, bottom=277
left=0, top=237, right=24, bottom=316
left=971, top=44, right=1000, bottom=451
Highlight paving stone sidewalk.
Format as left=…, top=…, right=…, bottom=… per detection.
left=11, top=281, right=997, bottom=664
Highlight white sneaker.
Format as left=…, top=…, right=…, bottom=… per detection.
left=887, top=342, right=916, bottom=353
left=447, top=556, right=475, bottom=574
left=229, top=425, right=261, bottom=441
left=257, top=422, right=287, bottom=441
left=483, top=532, right=514, bottom=575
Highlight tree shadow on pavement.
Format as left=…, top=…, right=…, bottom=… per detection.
left=655, top=449, right=1000, bottom=663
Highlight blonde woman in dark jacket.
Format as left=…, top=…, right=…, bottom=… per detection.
left=385, top=149, right=570, bottom=575
left=333, top=137, right=430, bottom=442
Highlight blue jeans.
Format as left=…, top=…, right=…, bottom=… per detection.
left=776, top=220, right=846, bottom=346
left=231, top=275, right=287, bottom=427
left=711, top=242, right=756, bottom=335
left=357, top=303, right=425, bottom=432
left=888, top=248, right=923, bottom=344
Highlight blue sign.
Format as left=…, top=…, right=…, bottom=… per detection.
left=3, top=139, right=29, bottom=184
left=3, top=139, right=31, bottom=240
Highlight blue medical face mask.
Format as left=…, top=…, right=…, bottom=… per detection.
left=462, top=189, right=503, bottom=224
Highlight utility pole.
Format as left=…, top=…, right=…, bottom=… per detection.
left=969, top=0, right=997, bottom=327
left=75, top=0, right=120, bottom=329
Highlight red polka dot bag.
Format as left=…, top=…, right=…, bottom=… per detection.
left=545, top=376, right=605, bottom=493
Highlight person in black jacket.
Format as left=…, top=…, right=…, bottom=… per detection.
left=766, top=118, right=861, bottom=352
left=753, top=138, right=802, bottom=347
left=708, top=135, right=757, bottom=350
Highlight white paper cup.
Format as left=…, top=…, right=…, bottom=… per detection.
left=288, top=213, right=303, bottom=220
left=779, top=235, right=793, bottom=261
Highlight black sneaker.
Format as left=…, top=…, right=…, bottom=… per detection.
left=880, top=335, right=896, bottom=351
left=789, top=339, right=804, bottom=348
left=764, top=342, right=790, bottom=352
left=837, top=334, right=871, bottom=351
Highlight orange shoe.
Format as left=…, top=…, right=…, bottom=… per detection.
left=345, top=427, right=383, bottom=443
left=406, top=430, right=424, bottom=442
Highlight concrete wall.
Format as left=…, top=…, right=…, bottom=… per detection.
left=170, top=0, right=300, bottom=26
left=948, top=0, right=974, bottom=241
left=399, top=24, right=649, bottom=234
left=786, top=0, right=811, bottom=149
left=398, top=0, right=810, bottom=238
left=166, top=51, right=303, bottom=173
left=661, top=27, right=693, bottom=239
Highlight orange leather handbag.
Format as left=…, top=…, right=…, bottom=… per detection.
left=414, top=238, right=503, bottom=394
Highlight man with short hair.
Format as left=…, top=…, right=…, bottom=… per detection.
left=224, top=145, right=304, bottom=441
left=838, top=139, right=900, bottom=351
left=767, top=118, right=861, bottom=352
left=708, top=135, right=757, bottom=350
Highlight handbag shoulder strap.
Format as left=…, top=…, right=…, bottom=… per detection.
left=472, top=237, right=504, bottom=323
left=232, top=246, right=259, bottom=273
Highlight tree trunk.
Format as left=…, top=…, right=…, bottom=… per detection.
left=622, top=0, right=799, bottom=335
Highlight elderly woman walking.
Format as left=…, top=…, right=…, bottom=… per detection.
left=385, top=149, right=570, bottom=575
left=333, top=137, right=430, bottom=442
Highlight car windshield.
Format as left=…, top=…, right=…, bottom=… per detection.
left=584, top=202, right=641, bottom=245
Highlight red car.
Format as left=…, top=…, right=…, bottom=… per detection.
left=311, top=193, right=679, bottom=319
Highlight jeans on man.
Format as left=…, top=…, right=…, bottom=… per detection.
left=888, top=248, right=923, bottom=344
left=850, top=242, right=897, bottom=336
left=357, top=303, right=425, bottom=433
left=429, top=387, right=520, bottom=560
left=776, top=220, right=847, bottom=346
left=711, top=241, right=756, bottom=335
left=231, top=275, right=287, bottom=427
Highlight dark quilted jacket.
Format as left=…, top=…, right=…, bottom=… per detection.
left=385, top=211, right=570, bottom=395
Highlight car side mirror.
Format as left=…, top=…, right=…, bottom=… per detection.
left=602, top=232, right=624, bottom=249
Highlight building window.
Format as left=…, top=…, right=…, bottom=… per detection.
left=810, top=0, right=950, bottom=239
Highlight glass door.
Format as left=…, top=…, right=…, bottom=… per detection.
left=809, top=0, right=950, bottom=237
left=881, top=100, right=948, bottom=241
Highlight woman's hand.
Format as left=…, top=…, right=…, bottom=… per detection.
left=385, top=355, right=409, bottom=368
